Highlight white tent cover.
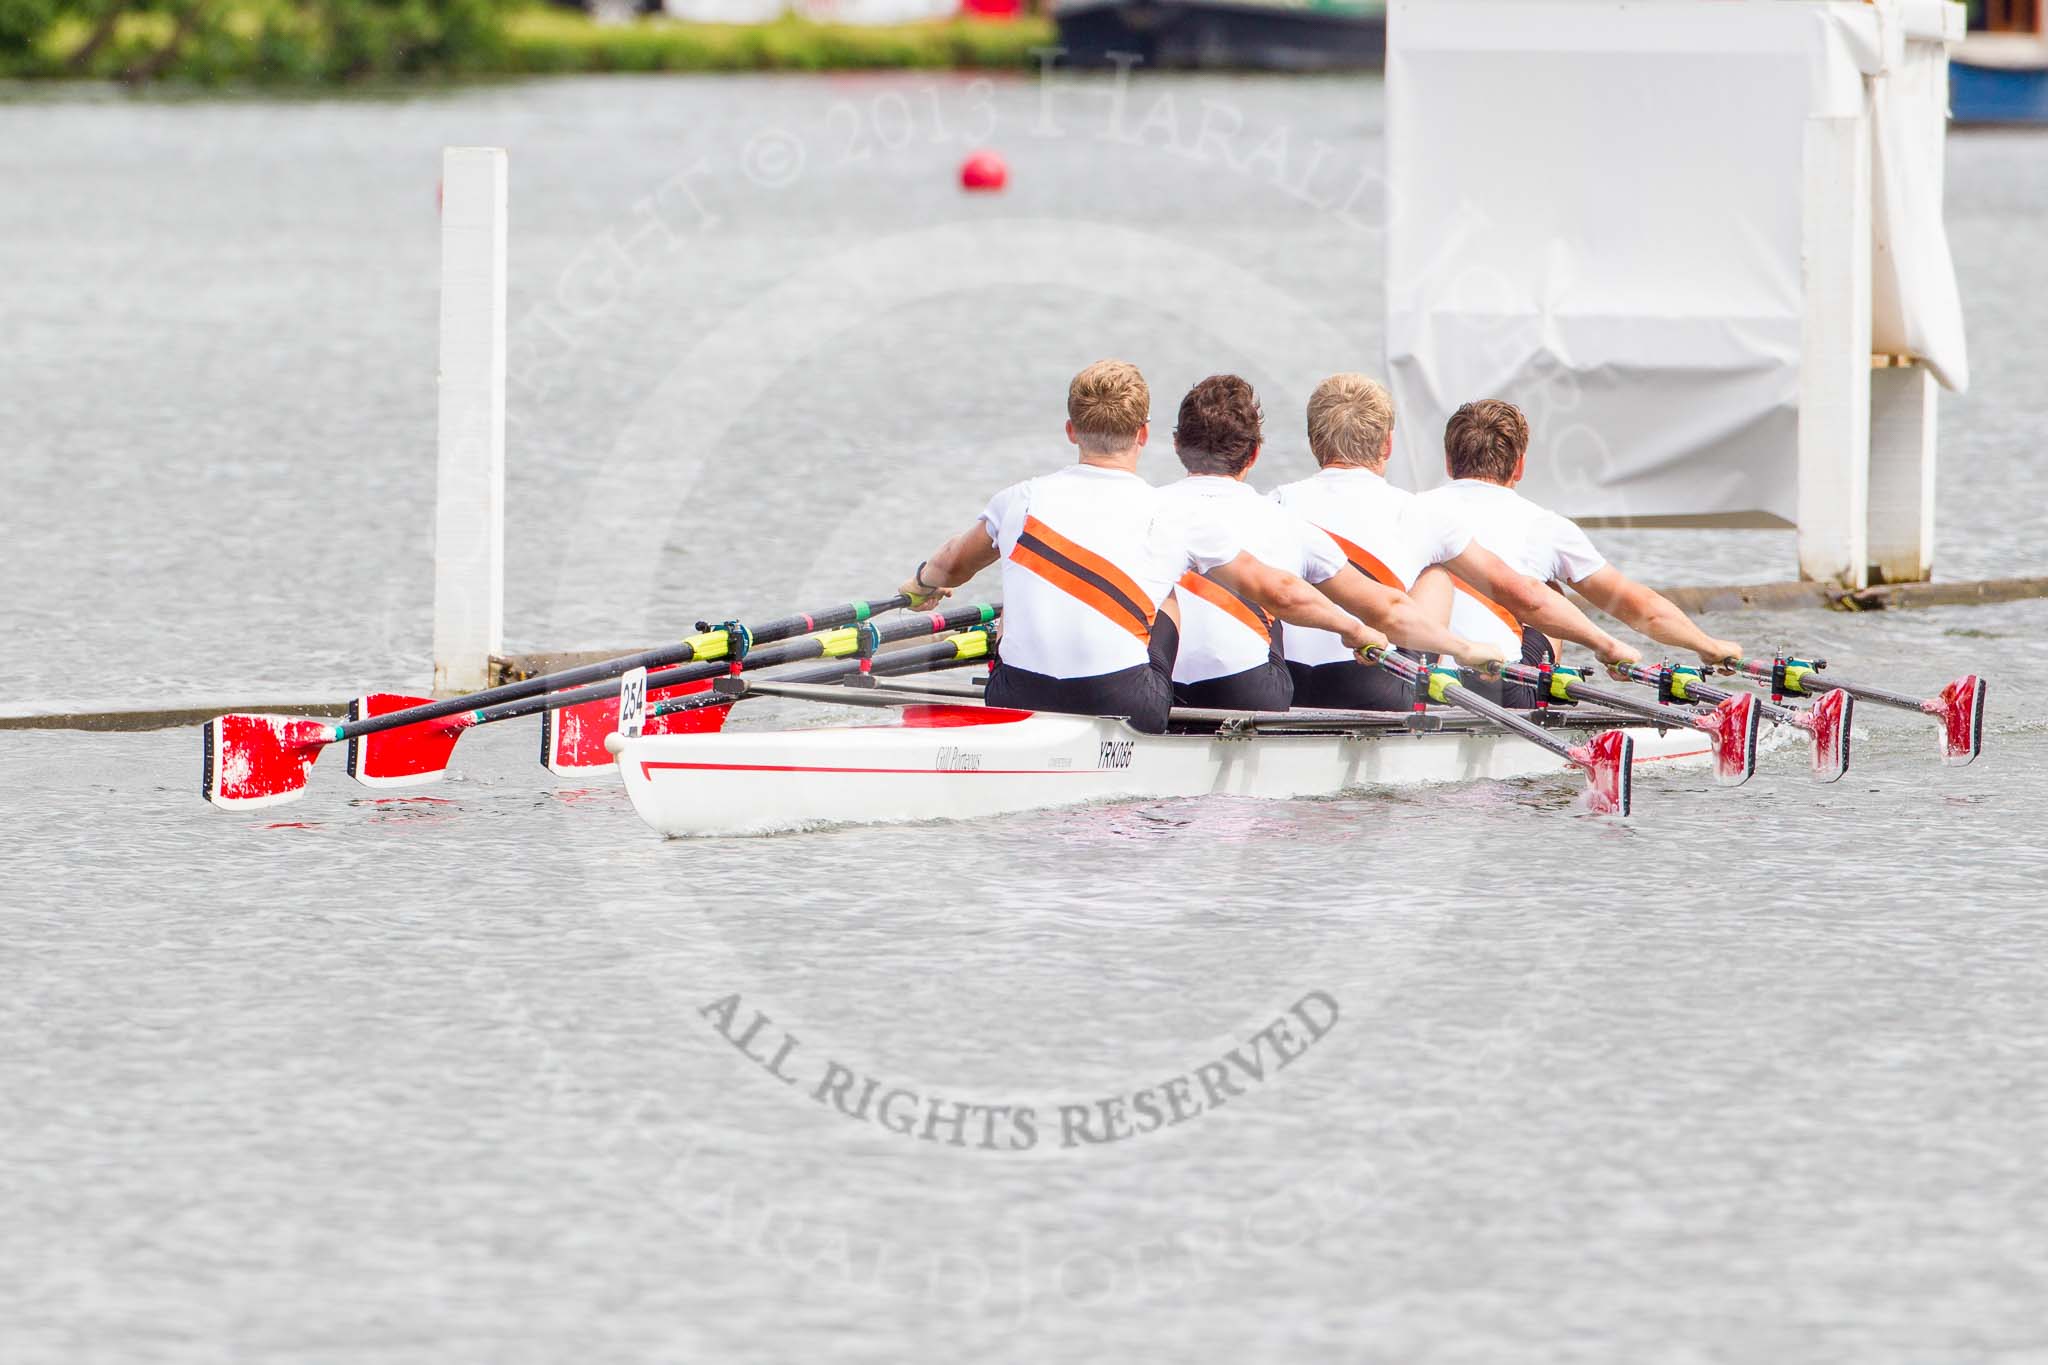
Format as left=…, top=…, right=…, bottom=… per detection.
left=1384, top=0, right=1968, bottom=526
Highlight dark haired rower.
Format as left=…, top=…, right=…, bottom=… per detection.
left=1155, top=374, right=1504, bottom=712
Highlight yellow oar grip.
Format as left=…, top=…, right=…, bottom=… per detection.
left=951, top=631, right=991, bottom=662
left=682, top=628, right=730, bottom=660
left=814, top=626, right=863, bottom=659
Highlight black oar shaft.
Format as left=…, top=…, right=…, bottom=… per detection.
left=1376, top=653, right=1582, bottom=766
left=331, top=594, right=911, bottom=741
left=652, top=630, right=992, bottom=717
left=1500, top=665, right=1703, bottom=729
left=1616, top=664, right=1803, bottom=726
left=483, top=603, right=995, bottom=724
left=1734, top=661, right=1922, bottom=711
left=1452, top=690, right=1583, bottom=762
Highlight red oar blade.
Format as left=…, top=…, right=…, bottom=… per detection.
left=1575, top=729, right=1634, bottom=817
left=202, top=714, right=334, bottom=810
left=1700, top=692, right=1761, bottom=787
left=344, top=695, right=471, bottom=789
left=540, top=680, right=728, bottom=775
left=646, top=688, right=730, bottom=737
left=541, top=694, right=621, bottom=775
left=1806, top=688, right=1853, bottom=784
left=1935, top=675, right=1986, bottom=766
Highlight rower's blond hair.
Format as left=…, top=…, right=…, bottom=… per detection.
left=1067, top=360, right=1151, bottom=455
left=1306, top=373, right=1394, bottom=469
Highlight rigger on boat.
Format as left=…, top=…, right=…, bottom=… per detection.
left=199, top=361, right=1988, bottom=832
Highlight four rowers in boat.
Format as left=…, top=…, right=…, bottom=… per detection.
left=902, top=361, right=1736, bottom=729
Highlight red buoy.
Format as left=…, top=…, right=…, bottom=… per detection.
left=960, top=150, right=1008, bottom=192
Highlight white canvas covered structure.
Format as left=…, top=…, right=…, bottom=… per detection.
left=1385, top=0, right=1969, bottom=586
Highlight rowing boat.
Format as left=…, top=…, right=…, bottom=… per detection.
left=605, top=698, right=1712, bottom=837
left=198, top=584, right=1982, bottom=826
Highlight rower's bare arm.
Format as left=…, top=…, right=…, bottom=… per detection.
left=1409, top=565, right=1456, bottom=623
left=901, top=525, right=999, bottom=607
left=1316, top=567, right=1502, bottom=673
left=1448, top=543, right=1638, bottom=667
left=1212, top=553, right=1388, bottom=653
left=1573, top=567, right=1742, bottom=666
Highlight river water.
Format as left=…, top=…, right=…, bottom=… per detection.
left=3, top=75, right=2046, bottom=1363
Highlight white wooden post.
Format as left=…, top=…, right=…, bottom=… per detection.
left=1796, top=114, right=1873, bottom=589
left=1867, top=360, right=1939, bottom=583
left=433, top=147, right=507, bottom=695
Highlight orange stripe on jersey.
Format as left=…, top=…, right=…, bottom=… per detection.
left=1176, top=571, right=1271, bottom=642
left=1451, top=575, right=1525, bottom=638
left=1010, top=538, right=1154, bottom=642
left=1018, top=516, right=1153, bottom=616
left=1314, top=525, right=1406, bottom=590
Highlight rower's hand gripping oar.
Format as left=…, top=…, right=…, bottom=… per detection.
left=200, top=594, right=910, bottom=809
left=1500, top=662, right=1761, bottom=787
left=1369, top=649, right=1636, bottom=816
left=539, top=604, right=1000, bottom=772
left=1610, top=662, right=1851, bottom=783
left=1730, top=656, right=1985, bottom=766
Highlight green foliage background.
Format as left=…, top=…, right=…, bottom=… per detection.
left=1, top=0, right=1051, bottom=81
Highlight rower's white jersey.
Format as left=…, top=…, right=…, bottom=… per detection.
left=1269, top=465, right=1471, bottom=668
left=1415, top=479, right=1608, bottom=654
left=979, top=464, right=1239, bottom=680
left=1155, top=475, right=1345, bottom=684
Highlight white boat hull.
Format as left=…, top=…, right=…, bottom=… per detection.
left=609, top=705, right=1712, bottom=837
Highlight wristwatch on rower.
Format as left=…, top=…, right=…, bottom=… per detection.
left=906, top=560, right=945, bottom=607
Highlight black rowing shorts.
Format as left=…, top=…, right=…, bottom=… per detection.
left=985, top=615, right=1180, bottom=734
left=1286, top=649, right=1421, bottom=712
left=1172, top=656, right=1294, bottom=713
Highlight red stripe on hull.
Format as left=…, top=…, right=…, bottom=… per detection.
left=637, top=740, right=1710, bottom=782
left=642, top=761, right=1101, bottom=778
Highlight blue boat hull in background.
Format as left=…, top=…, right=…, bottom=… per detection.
left=1953, top=62, right=2048, bottom=123
left=1950, top=37, right=2048, bottom=126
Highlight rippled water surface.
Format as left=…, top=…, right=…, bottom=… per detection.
left=4, top=76, right=2047, bottom=1364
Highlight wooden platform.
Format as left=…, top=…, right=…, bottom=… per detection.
left=0, top=702, right=350, bottom=733
left=1648, top=575, right=2048, bottom=615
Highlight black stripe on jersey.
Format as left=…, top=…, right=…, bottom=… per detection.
left=1013, top=528, right=1153, bottom=636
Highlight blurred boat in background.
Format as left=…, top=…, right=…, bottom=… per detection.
left=1952, top=0, right=2048, bottom=124
left=1053, top=0, right=1384, bottom=70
